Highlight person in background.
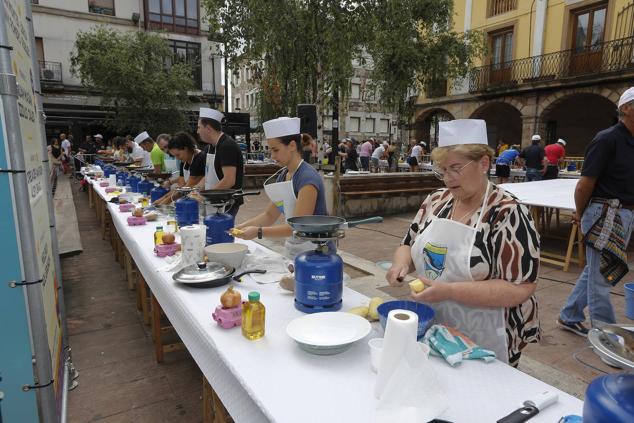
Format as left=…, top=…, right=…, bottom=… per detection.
left=128, top=132, right=151, bottom=167
left=496, top=140, right=509, bottom=156
left=94, top=134, right=105, bottom=149
left=495, top=144, right=520, bottom=184
left=78, top=135, right=97, bottom=164
left=301, top=133, right=314, bottom=164
left=343, top=138, right=359, bottom=172
left=420, top=141, right=428, bottom=156
left=197, top=107, right=245, bottom=216
left=371, top=142, right=388, bottom=172
left=60, top=133, right=71, bottom=174
left=153, top=132, right=206, bottom=205
left=359, top=139, right=373, bottom=171
left=519, top=135, right=546, bottom=182
left=157, top=133, right=171, bottom=154
left=235, top=117, right=330, bottom=259
left=386, top=119, right=540, bottom=367
left=112, top=136, right=128, bottom=160
left=387, top=142, right=397, bottom=172
left=408, top=139, right=422, bottom=172
left=557, top=88, right=634, bottom=338
left=48, top=138, right=64, bottom=179
left=543, top=139, right=567, bottom=180
left=137, top=132, right=165, bottom=172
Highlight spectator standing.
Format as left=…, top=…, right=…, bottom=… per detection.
left=519, top=135, right=546, bottom=182
left=558, top=87, right=634, bottom=336
left=543, top=139, right=567, bottom=180
left=495, top=145, right=520, bottom=184
left=359, top=139, right=373, bottom=171
left=371, top=142, right=387, bottom=172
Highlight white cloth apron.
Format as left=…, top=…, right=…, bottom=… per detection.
left=264, top=161, right=314, bottom=259
left=164, top=157, right=178, bottom=174
left=204, top=145, right=222, bottom=215
left=410, top=183, right=509, bottom=363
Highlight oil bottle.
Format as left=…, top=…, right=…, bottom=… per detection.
left=154, top=225, right=164, bottom=245
left=242, top=291, right=265, bottom=340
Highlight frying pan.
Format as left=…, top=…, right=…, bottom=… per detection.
left=198, top=189, right=260, bottom=203
left=173, top=261, right=266, bottom=288
left=286, top=215, right=383, bottom=233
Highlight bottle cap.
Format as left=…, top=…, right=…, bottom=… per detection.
left=248, top=291, right=260, bottom=302
left=157, top=226, right=163, bottom=230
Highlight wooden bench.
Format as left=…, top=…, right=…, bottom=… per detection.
left=243, top=163, right=281, bottom=189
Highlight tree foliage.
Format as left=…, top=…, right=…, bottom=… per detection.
left=70, top=27, right=194, bottom=134
left=203, top=0, right=485, bottom=125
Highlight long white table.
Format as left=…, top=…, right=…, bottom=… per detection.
left=87, top=178, right=584, bottom=422
left=500, top=179, right=584, bottom=271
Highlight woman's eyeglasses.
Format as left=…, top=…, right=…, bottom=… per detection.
left=432, top=160, right=474, bottom=180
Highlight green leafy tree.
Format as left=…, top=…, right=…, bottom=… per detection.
left=70, top=27, right=194, bottom=134
left=367, top=0, right=485, bottom=122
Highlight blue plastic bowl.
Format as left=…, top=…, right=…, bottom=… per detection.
left=377, top=300, right=435, bottom=340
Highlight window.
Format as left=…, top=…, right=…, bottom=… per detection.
left=490, top=28, right=513, bottom=66
left=235, top=97, right=240, bottom=110
left=89, top=0, right=114, bottom=15
left=364, top=118, right=375, bottom=133
left=35, top=37, right=44, bottom=62
left=572, top=3, right=607, bottom=51
left=378, top=119, right=389, bottom=134
left=167, top=40, right=201, bottom=89
left=350, top=83, right=361, bottom=99
left=349, top=117, right=360, bottom=132
left=147, top=0, right=199, bottom=34
left=363, top=86, right=376, bottom=101
left=487, top=0, right=517, bottom=18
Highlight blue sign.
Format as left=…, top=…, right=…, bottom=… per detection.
left=0, top=101, right=40, bottom=422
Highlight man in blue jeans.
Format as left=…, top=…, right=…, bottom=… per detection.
left=558, top=87, right=634, bottom=336
left=519, top=135, right=545, bottom=182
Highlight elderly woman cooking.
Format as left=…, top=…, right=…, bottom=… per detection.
left=386, top=119, right=540, bottom=367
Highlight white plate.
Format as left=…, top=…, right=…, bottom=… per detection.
left=286, top=312, right=371, bottom=355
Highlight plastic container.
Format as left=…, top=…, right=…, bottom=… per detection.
left=151, top=185, right=169, bottom=203
left=376, top=300, right=435, bottom=340
left=583, top=374, right=634, bottom=422
left=625, top=282, right=634, bottom=320
left=175, top=195, right=199, bottom=228
left=242, top=292, right=265, bottom=340
left=204, top=212, right=234, bottom=245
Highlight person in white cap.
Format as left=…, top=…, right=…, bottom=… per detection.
left=128, top=131, right=153, bottom=167
left=386, top=119, right=540, bottom=367
left=558, top=87, right=634, bottom=339
left=136, top=131, right=166, bottom=172
left=543, top=138, right=567, bottom=180
left=519, top=134, right=546, bottom=181
left=233, top=117, right=330, bottom=259
left=197, top=107, right=244, bottom=216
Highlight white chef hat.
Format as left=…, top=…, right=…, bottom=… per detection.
left=199, top=107, right=224, bottom=122
left=531, top=134, right=542, bottom=141
left=618, top=87, right=634, bottom=108
left=134, top=131, right=150, bottom=144
left=263, top=117, right=301, bottom=139
left=94, top=134, right=103, bottom=139
left=438, top=119, right=488, bottom=148
left=557, top=138, right=567, bottom=146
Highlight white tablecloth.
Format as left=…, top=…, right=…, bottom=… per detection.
left=500, top=179, right=578, bottom=211
left=89, top=179, right=584, bottom=423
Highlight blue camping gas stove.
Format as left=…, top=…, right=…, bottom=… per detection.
left=294, top=230, right=344, bottom=313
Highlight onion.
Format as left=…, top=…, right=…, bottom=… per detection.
left=220, top=286, right=241, bottom=309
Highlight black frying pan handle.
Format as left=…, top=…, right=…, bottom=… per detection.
left=345, top=216, right=383, bottom=228
left=233, top=269, right=267, bottom=281
left=234, top=191, right=261, bottom=198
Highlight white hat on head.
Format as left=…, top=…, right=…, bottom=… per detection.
left=438, top=119, right=488, bottom=148
left=134, top=131, right=150, bottom=144
left=263, top=117, right=301, bottom=139
left=618, top=87, right=634, bottom=108
left=557, top=138, right=567, bottom=146
left=531, top=134, right=542, bottom=141
left=199, top=107, right=224, bottom=122
left=94, top=134, right=103, bottom=139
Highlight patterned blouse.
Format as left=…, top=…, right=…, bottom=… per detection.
left=402, top=182, right=541, bottom=366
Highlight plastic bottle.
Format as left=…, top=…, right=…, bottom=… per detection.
left=242, top=292, right=265, bottom=340
left=154, top=226, right=164, bottom=245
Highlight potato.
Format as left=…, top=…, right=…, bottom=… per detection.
left=367, top=297, right=384, bottom=321
left=347, top=306, right=369, bottom=318
left=279, top=275, right=295, bottom=292
left=409, top=278, right=425, bottom=293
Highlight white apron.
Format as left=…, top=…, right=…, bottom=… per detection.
left=164, top=157, right=178, bottom=174
left=264, top=161, right=314, bottom=259
left=204, top=144, right=222, bottom=215
left=410, top=183, right=509, bottom=363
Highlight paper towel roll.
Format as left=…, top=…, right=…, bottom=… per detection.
left=180, top=224, right=206, bottom=267
left=375, top=309, right=418, bottom=399
left=108, top=174, right=117, bottom=186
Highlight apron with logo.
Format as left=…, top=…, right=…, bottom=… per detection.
left=264, top=161, right=315, bottom=259
left=410, top=183, right=509, bottom=363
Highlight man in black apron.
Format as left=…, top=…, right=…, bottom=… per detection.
left=197, top=107, right=245, bottom=216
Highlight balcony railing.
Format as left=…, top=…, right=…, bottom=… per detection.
left=469, top=36, right=634, bottom=93
left=488, top=0, right=517, bottom=17
left=39, top=61, right=62, bottom=84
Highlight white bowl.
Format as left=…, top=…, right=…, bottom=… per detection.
left=286, top=312, right=372, bottom=355
left=204, top=243, right=248, bottom=269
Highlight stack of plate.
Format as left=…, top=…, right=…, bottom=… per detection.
left=286, top=312, right=371, bottom=355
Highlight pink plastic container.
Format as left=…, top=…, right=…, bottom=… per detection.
left=154, top=243, right=181, bottom=257
left=212, top=305, right=242, bottom=329
left=99, top=181, right=109, bottom=187
left=119, top=203, right=135, bottom=212
left=127, top=216, right=146, bottom=226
